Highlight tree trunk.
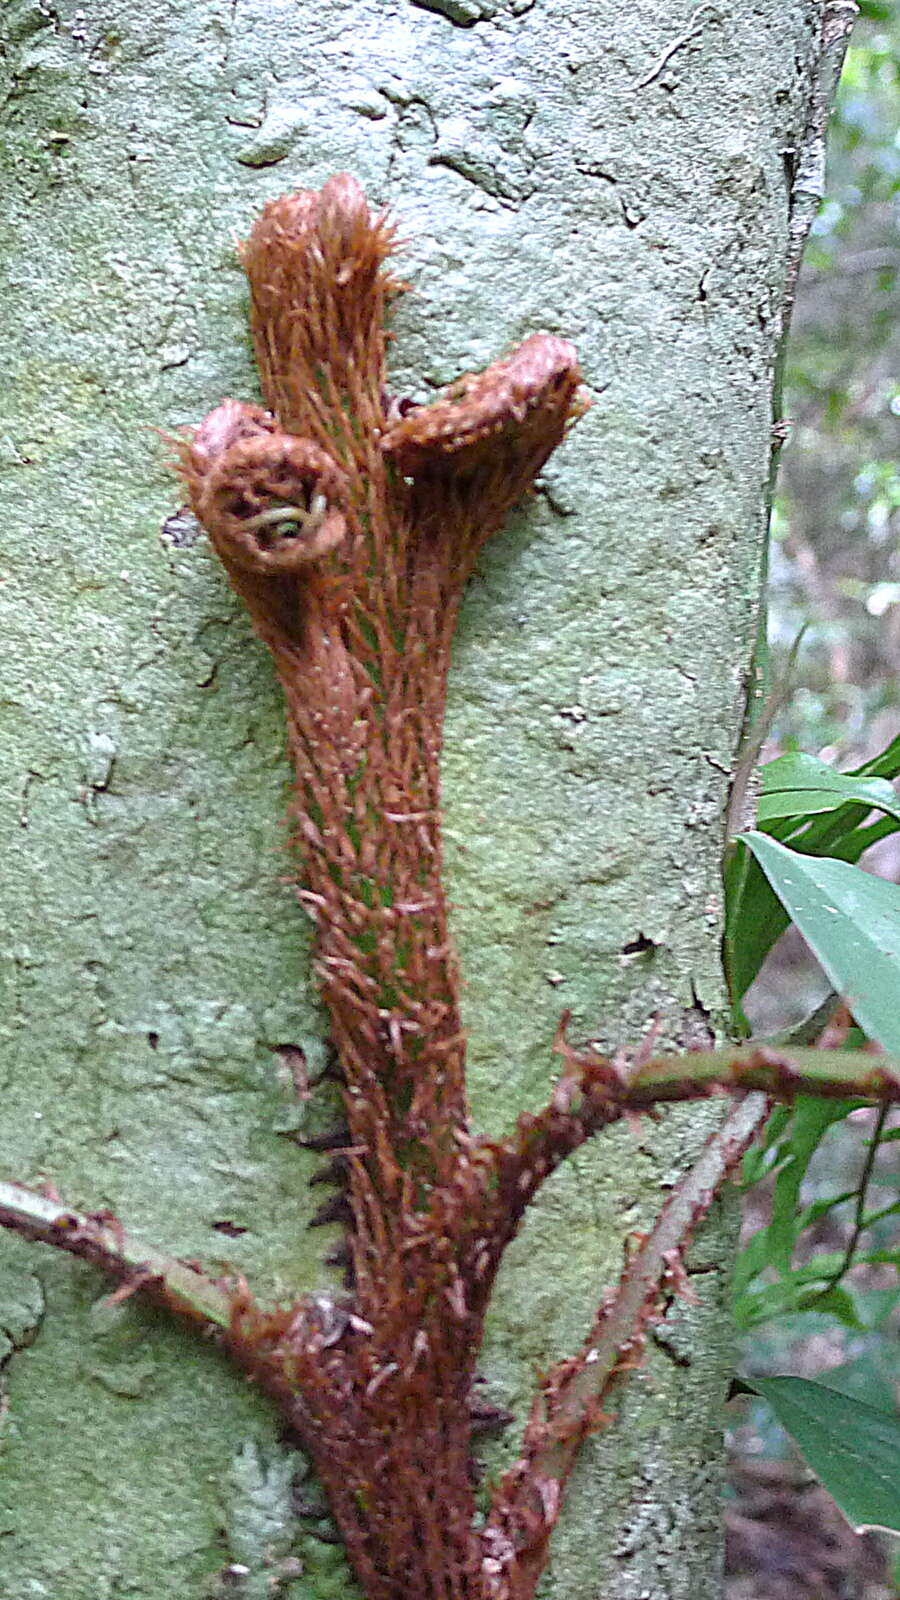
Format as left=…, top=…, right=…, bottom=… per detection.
left=0, top=3, right=841, bottom=1597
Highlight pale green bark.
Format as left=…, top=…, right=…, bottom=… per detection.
left=0, top=2, right=829, bottom=1596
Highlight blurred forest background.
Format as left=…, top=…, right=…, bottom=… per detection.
left=727, top=5, right=900, bottom=1596
left=771, top=3, right=899, bottom=763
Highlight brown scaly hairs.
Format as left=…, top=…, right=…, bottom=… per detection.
left=175, top=174, right=595, bottom=1598
left=9, top=173, right=896, bottom=1600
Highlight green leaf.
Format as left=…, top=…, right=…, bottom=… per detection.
left=791, top=1285, right=865, bottom=1326
left=793, top=1189, right=857, bottom=1232
left=860, top=1248, right=900, bottom=1267
left=778, top=732, right=900, bottom=848
left=733, top=1227, right=777, bottom=1303
left=735, top=1108, right=869, bottom=1320
left=740, top=833, right=900, bottom=1053
left=734, top=1272, right=865, bottom=1328
left=726, top=815, right=900, bottom=1006
left=784, top=1253, right=855, bottom=1284
left=734, top=1253, right=870, bottom=1329
left=758, top=753, right=900, bottom=826
left=734, top=1281, right=804, bottom=1328
left=741, top=1105, right=792, bottom=1185
left=861, top=1198, right=900, bottom=1227
left=851, top=1288, right=900, bottom=1331
left=725, top=733, right=900, bottom=1006
left=847, top=732, right=900, bottom=785
left=746, top=1376, right=900, bottom=1533
left=820, top=1351, right=900, bottom=1412
left=768, top=1099, right=860, bottom=1275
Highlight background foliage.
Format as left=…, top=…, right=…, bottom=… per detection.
left=728, top=7, right=900, bottom=1593
left=772, top=0, right=900, bottom=758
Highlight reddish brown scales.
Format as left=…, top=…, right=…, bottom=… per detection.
left=381, top=333, right=585, bottom=475
left=175, top=174, right=592, bottom=1600
left=178, top=400, right=349, bottom=573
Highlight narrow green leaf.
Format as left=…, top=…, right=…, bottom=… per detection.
left=768, top=1099, right=859, bottom=1275
left=741, top=1105, right=792, bottom=1185
left=862, top=1199, right=900, bottom=1227
left=733, top=1275, right=861, bottom=1327
left=732, top=1227, right=776, bottom=1301
left=847, top=731, right=900, bottom=785
left=785, top=1252, right=855, bottom=1284
left=735, top=1272, right=864, bottom=1328
left=736, top=1254, right=871, bottom=1326
left=759, top=753, right=900, bottom=826
left=793, top=1189, right=857, bottom=1232
left=746, top=1376, right=900, bottom=1533
left=734, top=1282, right=802, bottom=1327
left=740, top=834, right=900, bottom=1053
left=792, top=1285, right=865, bottom=1325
